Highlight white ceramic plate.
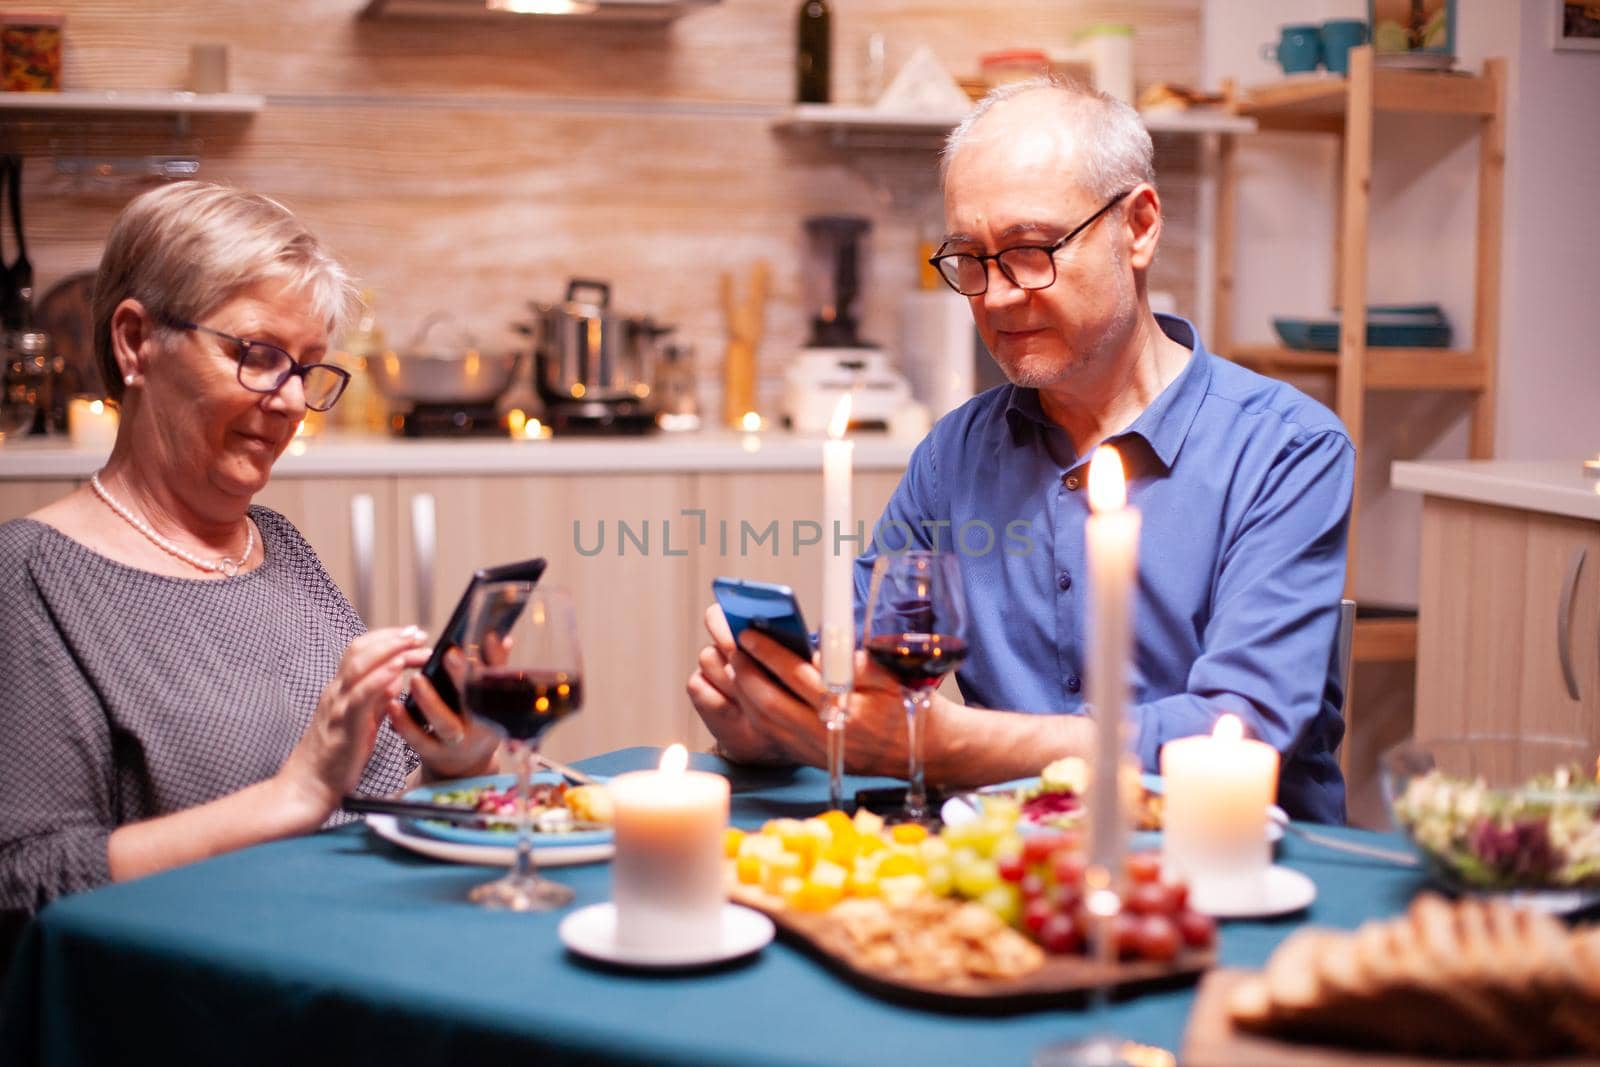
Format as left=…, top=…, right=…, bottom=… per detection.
left=559, top=902, right=774, bottom=968
left=366, top=814, right=614, bottom=867
left=939, top=777, right=1286, bottom=845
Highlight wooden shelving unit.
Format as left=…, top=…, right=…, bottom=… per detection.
left=773, top=104, right=1257, bottom=149
left=1212, top=46, right=1507, bottom=674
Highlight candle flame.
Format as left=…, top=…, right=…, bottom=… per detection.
left=827, top=393, right=852, bottom=439
left=659, top=743, right=688, bottom=775
left=522, top=418, right=545, bottom=440
left=740, top=411, right=763, bottom=433
left=1212, top=714, right=1244, bottom=742
left=1087, top=446, right=1126, bottom=513
left=507, top=409, right=527, bottom=436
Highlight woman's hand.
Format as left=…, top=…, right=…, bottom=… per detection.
left=387, top=648, right=501, bottom=781
left=277, top=626, right=432, bottom=827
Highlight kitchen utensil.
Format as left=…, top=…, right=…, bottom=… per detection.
left=1272, top=305, right=1452, bottom=351
left=364, top=313, right=516, bottom=409
left=0, top=156, right=21, bottom=332
left=532, top=751, right=597, bottom=786
left=652, top=341, right=700, bottom=431
left=1319, top=19, right=1370, bottom=75
left=1265, top=807, right=1418, bottom=866
left=530, top=279, right=665, bottom=405
left=341, top=794, right=605, bottom=831
left=8, top=155, right=32, bottom=328
left=1261, top=25, right=1322, bottom=74
left=37, top=270, right=99, bottom=399
left=720, top=260, right=768, bottom=428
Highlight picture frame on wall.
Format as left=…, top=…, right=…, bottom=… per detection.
left=1554, top=0, right=1600, bottom=50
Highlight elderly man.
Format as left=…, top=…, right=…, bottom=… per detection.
left=688, top=79, right=1353, bottom=824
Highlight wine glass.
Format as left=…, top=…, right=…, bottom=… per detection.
left=460, top=581, right=583, bottom=911
left=862, top=550, right=967, bottom=823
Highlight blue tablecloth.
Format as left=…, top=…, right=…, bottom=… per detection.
left=0, top=748, right=1427, bottom=1067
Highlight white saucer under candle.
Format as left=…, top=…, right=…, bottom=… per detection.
left=606, top=744, right=730, bottom=953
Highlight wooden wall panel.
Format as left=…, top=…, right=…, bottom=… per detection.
left=5, top=0, right=1203, bottom=413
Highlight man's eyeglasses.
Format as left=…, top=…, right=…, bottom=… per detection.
left=167, top=319, right=350, bottom=412
left=928, top=188, right=1134, bottom=297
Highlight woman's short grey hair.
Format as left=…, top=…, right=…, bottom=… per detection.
left=93, top=181, right=359, bottom=403
left=941, top=77, right=1155, bottom=199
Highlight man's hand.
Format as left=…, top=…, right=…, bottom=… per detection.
left=686, top=605, right=797, bottom=765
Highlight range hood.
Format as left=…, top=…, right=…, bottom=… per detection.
left=362, top=0, right=719, bottom=21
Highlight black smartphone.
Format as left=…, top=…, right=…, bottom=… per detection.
left=711, top=577, right=813, bottom=661
left=403, top=557, right=547, bottom=732
left=853, top=785, right=950, bottom=818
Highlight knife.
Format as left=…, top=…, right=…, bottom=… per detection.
left=342, top=794, right=607, bottom=832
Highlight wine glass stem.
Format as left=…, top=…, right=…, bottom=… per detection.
left=903, top=687, right=931, bottom=821
left=824, top=689, right=849, bottom=812
left=512, top=739, right=537, bottom=884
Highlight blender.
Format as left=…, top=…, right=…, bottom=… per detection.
left=783, top=215, right=910, bottom=434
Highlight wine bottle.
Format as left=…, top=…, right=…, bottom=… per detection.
left=796, top=0, right=830, bottom=104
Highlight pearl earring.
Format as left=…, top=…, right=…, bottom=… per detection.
left=124, top=373, right=137, bottom=386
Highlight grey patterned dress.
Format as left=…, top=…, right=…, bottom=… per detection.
left=0, top=505, right=417, bottom=967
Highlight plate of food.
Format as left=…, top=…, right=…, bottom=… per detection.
left=940, top=757, right=1286, bottom=843
left=365, top=772, right=615, bottom=867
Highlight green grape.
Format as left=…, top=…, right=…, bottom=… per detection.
left=979, top=884, right=1022, bottom=927
left=954, top=857, right=1001, bottom=899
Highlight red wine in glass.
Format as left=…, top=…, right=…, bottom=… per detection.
left=464, top=669, right=583, bottom=741
left=863, top=633, right=968, bottom=690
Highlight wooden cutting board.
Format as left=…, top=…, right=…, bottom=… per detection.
left=729, top=881, right=1213, bottom=1013
left=1182, top=970, right=1600, bottom=1067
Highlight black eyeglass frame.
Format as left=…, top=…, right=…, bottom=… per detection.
left=928, top=188, right=1136, bottom=297
left=166, top=318, right=350, bottom=412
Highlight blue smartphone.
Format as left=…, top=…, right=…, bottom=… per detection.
left=712, top=577, right=814, bottom=662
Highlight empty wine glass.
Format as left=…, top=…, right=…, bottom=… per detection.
left=461, top=582, right=583, bottom=911
left=862, top=550, right=967, bottom=823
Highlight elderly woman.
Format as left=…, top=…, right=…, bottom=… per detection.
left=0, top=182, right=494, bottom=969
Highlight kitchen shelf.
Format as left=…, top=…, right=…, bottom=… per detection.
left=361, top=0, right=718, bottom=22
left=0, top=90, right=264, bottom=115
left=773, top=104, right=1256, bottom=148
left=1226, top=345, right=1488, bottom=390
left=1235, top=67, right=1498, bottom=131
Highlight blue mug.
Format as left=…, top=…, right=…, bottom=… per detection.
left=1320, top=19, right=1370, bottom=75
left=1262, top=24, right=1323, bottom=74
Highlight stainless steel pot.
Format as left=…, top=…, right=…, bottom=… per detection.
left=530, top=279, right=668, bottom=406
left=365, top=313, right=516, bottom=407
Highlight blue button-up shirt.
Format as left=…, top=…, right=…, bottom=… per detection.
left=854, top=315, right=1353, bottom=823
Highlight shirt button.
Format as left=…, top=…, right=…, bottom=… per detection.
left=1063, top=475, right=1080, bottom=491
left=1057, top=571, right=1072, bottom=591
left=1066, top=675, right=1082, bottom=693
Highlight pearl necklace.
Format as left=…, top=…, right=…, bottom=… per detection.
left=90, top=472, right=255, bottom=577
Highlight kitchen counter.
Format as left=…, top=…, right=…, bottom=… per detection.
left=1391, top=459, right=1600, bottom=522
left=0, top=429, right=919, bottom=479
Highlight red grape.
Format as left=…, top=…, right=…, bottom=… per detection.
left=1051, top=851, right=1086, bottom=887
left=1164, top=880, right=1190, bottom=913
left=1018, top=872, right=1047, bottom=901
left=1125, top=883, right=1169, bottom=917
left=1023, top=834, right=1068, bottom=865
left=1177, top=909, right=1217, bottom=949
left=997, top=853, right=1027, bottom=883
left=1133, top=915, right=1181, bottom=962
left=1023, top=898, right=1055, bottom=936
left=1039, top=912, right=1083, bottom=954
left=1125, top=852, right=1161, bottom=885
left=1113, top=913, right=1142, bottom=958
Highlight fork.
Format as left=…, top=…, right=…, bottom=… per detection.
left=1269, top=808, right=1419, bottom=867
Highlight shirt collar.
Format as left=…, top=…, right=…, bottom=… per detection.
left=1003, top=313, right=1212, bottom=472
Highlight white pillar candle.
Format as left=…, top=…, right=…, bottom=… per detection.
left=67, top=398, right=119, bottom=452
left=821, top=394, right=854, bottom=688
left=1085, top=445, right=1139, bottom=880
left=1160, top=714, right=1280, bottom=912
left=607, top=744, right=731, bottom=953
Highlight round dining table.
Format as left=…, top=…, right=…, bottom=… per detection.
left=0, top=747, right=1429, bottom=1067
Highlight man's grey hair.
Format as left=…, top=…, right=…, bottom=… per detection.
left=940, top=76, right=1155, bottom=198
